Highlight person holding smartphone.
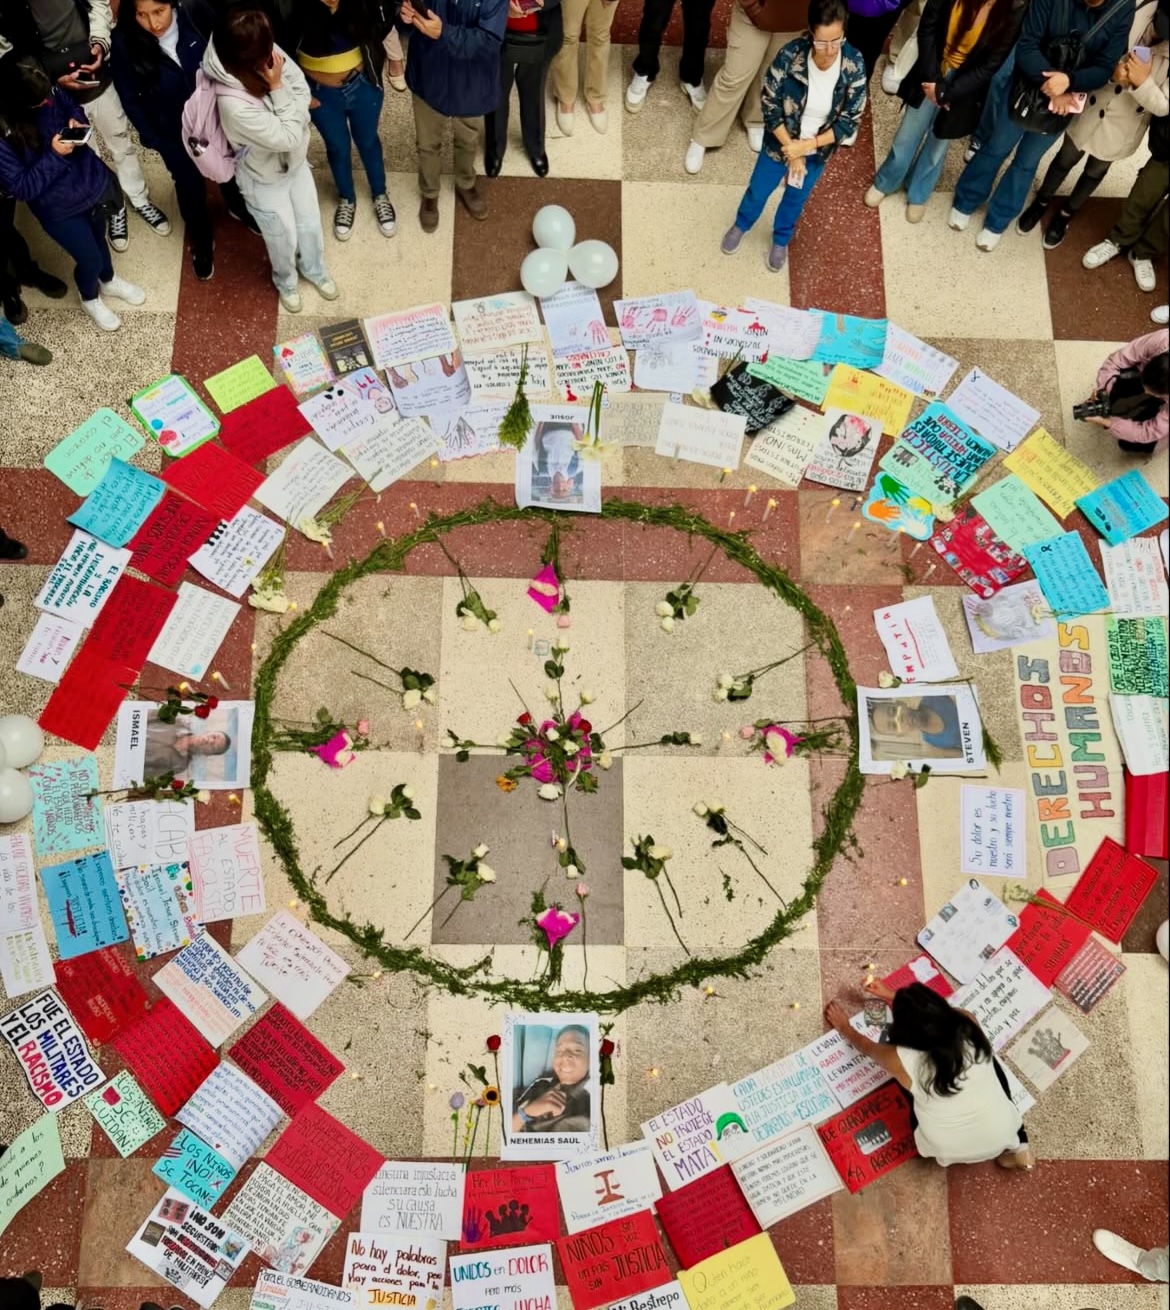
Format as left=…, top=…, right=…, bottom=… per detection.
left=1017, top=0, right=1167, bottom=249
left=0, top=51, right=146, bottom=330
left=484, top=0, right=562, bottom=176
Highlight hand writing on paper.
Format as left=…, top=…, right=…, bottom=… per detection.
left=462, top=1205, right=485, bottom=1244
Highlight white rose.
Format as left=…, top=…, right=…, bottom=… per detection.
left=689, top=733, right=702, bottom=746
left=598, top=751, right=613, bottom=770
left=890, top=761, right=910, bottom=780
left=693, top=802, right=708, bottom=817
left=655, top=600, right=673, bottom=617
left=708, top=800, right=724, bottom=814
left=580, top=690, right=595, bottom=704
left=487, top=618, right=502, bottom=633
left=718, top=673, right=735, bottom=689
left=248, top=587, right=291, bottom=614
left=369, top=795, right=387, bottom=815
left=422, top=687, right=437, bottom=704
left=564, top=864, right=579, bottom=879
left=555, top=837, right=568, bottom=852
left=538, top=783, right=563, bottom=800
left=563, top=742, right=580, bottom=756
left=402, top=688, right=422, bottom=709
left=476, top=864, right=497, bottom=883
left=877, top=671, right=898, bottom=689
left=497, top=733, right=513, bottom=747
left=531, top=579, right=558, bottom=597
left=195, top=789, right=212, bottom=804
left=546, top=682, right=560, bottom=700
left=545, top=728, right=560, bottom=743
left=713, top=688, right=729, bottom=702
left=660, top=616, right=675, bottom=633
left=649, top=845, right=672, bottom=861
left=401, top=786, right=415, bottom=801
left=553, top=639, right=570, bottom=653
left=462, top=614, right=481, bottom=631
left=472, top=843, right=489, bottom=859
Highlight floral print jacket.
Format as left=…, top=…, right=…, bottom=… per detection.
left=760, top=35, right=867, bottom=164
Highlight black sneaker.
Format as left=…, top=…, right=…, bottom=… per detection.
left=963, top=137, right=982, bottom=163
left=193, top=246, right=215, bottom=281
left=1042, top=207, right=1072, bottom=250
left=1016, top=196, right=1048, bottom=235
left=333, top=198, right=356, bottom=241
left=373, top=193, right=397, bottom=237
left=0, top=535, right=28, bottom=560
left=108, top=206, right=129, bottom=252
left=27, top=267, right=67, bottom=298
left=3, top=291, right=27, bottom=325
left=135, top=201, right=172, bottom=235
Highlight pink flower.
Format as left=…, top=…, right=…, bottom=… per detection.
left=536, top=905, right=580, bottom=949
left=576, top=882, right=590, bottom=899
left=311, top=731, right=356, bottom=769
left=356, top=719, right=370, bottom=736
left=762, top=724, right=802, bottom=766
left=739, top=725, right=755, bottom=740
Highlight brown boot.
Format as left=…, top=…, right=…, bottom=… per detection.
left=457, top=182, right=487, bottom=221
left=419, top=196, right=439, bottom=233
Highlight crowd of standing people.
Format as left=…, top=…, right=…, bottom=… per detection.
left=0, top=0, right=1165, bottom=340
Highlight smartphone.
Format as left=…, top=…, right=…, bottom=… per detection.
left=59, top=125, right=92, bottom=144
left=1133, top=45, right=1151, bottom=62
left=515, top=0, right=541, bottom=13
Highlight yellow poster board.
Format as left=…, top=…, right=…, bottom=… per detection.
left=1004, top=426, right=1099, bottom=519
left=822, top=365, right=915, bottom=438
left=678, top=1233, right=795, bottom=1310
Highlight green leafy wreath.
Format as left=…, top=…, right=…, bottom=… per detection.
left=250, top=497, right=864, bottom=1015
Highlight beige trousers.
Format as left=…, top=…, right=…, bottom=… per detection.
left=549, top=0, right=619, bottom=108
left=413, top=96, right=480, bottom=197
left=692, top=3, right=795, bottom=149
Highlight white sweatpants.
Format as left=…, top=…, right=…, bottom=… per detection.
left=85, top=81, right=149, bottom=208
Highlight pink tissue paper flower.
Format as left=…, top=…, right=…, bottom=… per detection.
left=762, top=724, right=802, bottom=766
left=311, top=731, right=356, bottom=769
left=527, top=563, right=561, bottom=614
left=536, top=905, right=580, bottom=949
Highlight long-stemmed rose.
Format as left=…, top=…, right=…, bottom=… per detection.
left=693, top=800, right=782, bottom=901
left=623, top=835, right=688, bottom=955
left=320, top=631, right=438, bottom=709
left=712, top=643, right=814, bottom=702
left=324, top=785, right=421, bottom=883
left=405, top=842, right=496, bottom=938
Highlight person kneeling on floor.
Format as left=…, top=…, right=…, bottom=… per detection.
left=1078, top=330, right=1169, bottom=454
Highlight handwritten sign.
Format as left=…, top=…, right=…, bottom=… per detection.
left=85, top=1069, right=166, bottom=1154
left=803, top=1029, right=890, bottom=1110
left=205, top=354, right=278, bottom=413
left=161, top=439, right=265, bottom=522
left=824, top=364, right=915, bottom=438
left=654, top=1166, right=760, bottom=1268
left=744, top=405, right=820, bottom=486
left=275, top=333, right=334, bottom=395
left=113, top=860, right=200, bottom=960
left=341, top=417, right=442, bottom=494
left=449, top=1244, right=557, bottom=1310
left=874, top=324, right=958, bottom=398
left=127, top=1187, right=250, bottom=1307
left=128, top=492, right=219, bottom=586
left=731, top=1049, right=838, bottom=1144
left=344, top=1233, right=446, bottom=1307
left=45, top=407, right=145, bottom=494
left=1077, top=468, right=1169, bottom=545
left=35, top=529, right=131, bottom=624
left=963, top=580, right=1056, bottom=654
left=930, top=505, right=1028, bottom=598
left=1101, top=537, right=1168, bottom=617
left=154, top=1127, right=236, bottom=1208
left=731, top=1126, right=842, bottom=1228
left=359, top=1160, right=464, bottom=1240
left=86, top=575, right=177, bottom=672
left=677, top=1232, right=794, bottom=1310
left=454, top=290, right=543, bottom=352
left=1004, top=888, right=1091, bottom=987
left=464, top=345, right=553, bottom=399
left=804, top=409, right=881, bottom=492
left=266, top=1102, right=386, bottom=1219
left=219, top=384, right=314, bottom=465
left=147, top=581, right=239, bottom=679
left=554, top=346, right=632, bottom=401
left=960, top=785, right=1026, bottom=876
left=1003, top=426, right=1098, bottom=517
left=614, top=291, right=701, bottom=349
left=300, top=367, right=399, bottom=452
left=154, top=932, right=267, bottom=1046
left=130, top=373, right=220, bottom=456
left=873, top=596, right=959, bottom=683
left=1024, top=533, right=1110, bottom=619
left=224, top=1163, right=340, bottom=1277
left=113, top=996, right=218, bottom=1116
left=67, top=456, right=165, bottom=547
left=811, top=310, right=887, bottom=369
left=236, top=910, right=349, bottom=1019
left=748, top=355, right=832, bottom=405
left=640, top=1084, right=745, bottom=1191
left=460, top=1165, right=560, bottom=1251
left=27, top=757, right=102, bottom=857
left=655, top=401, right=746, bottom=469
left=556, top=1140, right=662, bottom=1234
left=945, top=367, right=1038, bottom=451
left=949, top=947, right=1051, bottom=1051
left=1063, top=836, right=1159, bottom=943
left=0, top=1115, right=64, bottom=1238
left=1106, top=617, right=1168, bottom=697
left=610, top=1283, right=687, bottom=1310
left=189, top=507, right=284, bottom=598
left=104, top=799, right=192, bottom=869
left=366, top=303, right=458, bottom=369
left=708, top=362, right=794, bottom=434
left=633, top=340, right=716, bottom=393
left=187, top=822, right=265, bottom=922
left=176, top=1061, right=283, bottom=1168
left=54, top=946, right=148, bottom=1044
left=557, top=1211, right=671, bottom=1310
left=40, top=851, right=129, bottom=959
left=815, top=1082, right=916, bottom=1193
left=252, top=1271, right=355, bottom=1310
left=255, top=437, right=353, bottom=528
left=1, top=989, right=104, bottom=1109
left=917, top=878, right=1019, bottom=983
left=16, top=612, right=84, bottom=684
left=1109, top=691, right=1169, bottom=776
left=1054, top=935, right=1126, bottom=1013
left=973, top=476, right=1063, bottom=553
left=541, top=281, right=609, bottom=357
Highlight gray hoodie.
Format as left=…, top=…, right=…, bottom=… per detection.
left=201, top=38, right=311, bottom=187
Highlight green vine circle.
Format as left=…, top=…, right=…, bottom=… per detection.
left=250, top=497, right=864, bottom=1015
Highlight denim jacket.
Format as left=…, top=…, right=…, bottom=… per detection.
left=760, top=34, right=867, bottom=163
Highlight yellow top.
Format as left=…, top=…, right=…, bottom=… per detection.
left=297, top=46, right=363, bottom=73
left=942, top=1, right=990, bottom=73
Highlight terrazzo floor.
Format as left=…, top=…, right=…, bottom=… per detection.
left=0, top=25, right=1168, bottom=1310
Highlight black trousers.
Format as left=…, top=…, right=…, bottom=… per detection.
left=846, top=1, right=911, bottom=83
left=1036, top=133, right=1112, bottom=212
left=0, top=195, right=40, bottom=303
left=632, top=0, right=715, bottom=87
left=486, top=10, right=565, bottom=160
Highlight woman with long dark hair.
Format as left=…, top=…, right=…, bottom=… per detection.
left=824, top=980, right=1033, bottom=1169
left=864, top=0, right=1023, bottom=220
left=112, top=0, right=257, bottom=282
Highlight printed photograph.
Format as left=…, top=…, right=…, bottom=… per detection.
left=857, top=684, right=986, bottom=775
left=501, top=1012, right=600, bottom=1159
left=114, top=701, right=255, bottom=790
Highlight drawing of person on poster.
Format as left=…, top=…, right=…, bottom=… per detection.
left=502, top=1013, right=600, bottom=1159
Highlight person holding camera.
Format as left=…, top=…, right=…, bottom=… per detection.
left=949, top=0, right=1130, bottom=251
left=1079, top=329, right=1169, bottom=453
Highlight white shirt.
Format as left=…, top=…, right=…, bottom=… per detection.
left=799, top=50, right=841, bottom=142
left=158, top=16, right=182, bottom=64
left=897, top=1046, right=1023, bottom=1166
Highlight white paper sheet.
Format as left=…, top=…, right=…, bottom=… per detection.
left=539, top=281, right=609, bottom=357
left=945, top=368, right=1039, bottom=452
left=147, top=582, right=239, bottom=679
left=365, top=302, right=457, bottom=369
left=515, top=406, right=602, bottom=513
left=453, top=290, right=542, bottom=352
left=962, top=581, right=1057, bottom=653
left=858, top=682, right=987, bottom=776
left=654, top=401, right=746, bottom=469
left=1101, top=537, right=1170, bottom=617
left=16, top=613, right=84, bottom=684
left=34, top=529, right=130, bottom=625
left=154, top=932, right=267, bottom=1047
left=104, top=799, right=194, bottom=869
left=959, top=785, right=1026, bottom=876
left=298, top=367, right=401, bottom=453
left=873, top=596, right=960, bottom=683
left=177, top=1062, right=284, bottom=1168
left=188, top=508, right=284, bottom=599
left=875, top=324, right=959, bottom=398
left=730, top=1126, right=842, bottom=1229
left=949, top=947, right=1051, bottom=1050
left=188, top=822, right=266, bottom=922
left=804, top=409, right=882, bottom=492
left=385, top=351, right=472, bottom=419
left=360, top=1161, right=465, bottom=1240
left=464, top=345, right=554, bottom=399
left=613, top=290, right=702, bottom=349
left=341, top=417, right=441, bottom=493
left=918, top=878, right=1020, bottom=984
left=744, top=406, right=821, bottom=487
left=1109, top=692, right=1169, bottom=776
left=255, top=437, right=353, bottom=528
left=632, top=340, right=718, bottom=393
left=553, top=346, right=631, bottom=400
left=236, top=910, right=348, bottom=1020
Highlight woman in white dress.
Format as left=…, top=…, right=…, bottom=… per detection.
left=824, top=979, right=1033, bottom=1170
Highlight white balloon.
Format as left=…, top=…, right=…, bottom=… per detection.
left=520, top=248, right=569, bottom=300
left=0, top=767, right=34, bottom=824
left=568, top=239, right=619, bottom=290
left=532, top=205, right=576, bottom=252
left=0, top=740, right=6, bottom=771
left=0, top=715, right=44, bottom=769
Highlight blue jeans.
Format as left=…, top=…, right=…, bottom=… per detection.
left=309, top=72, right=387, bottom=202
left=734, top=150, right=826, bottom=246
left=973, top=48, right=1014, bottom=149
left=39, top=205, right=113, bottom=300
left=954, top=85, right=1057, bottom=233
left=0, top=313, right=24, bottom=359
left=875, top=96, right=951, bottom=204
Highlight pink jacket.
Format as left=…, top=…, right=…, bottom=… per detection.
left=1096, top=330, right=1169, bottom=448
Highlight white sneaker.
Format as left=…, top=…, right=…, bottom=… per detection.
left=587, top=105, right=608, bottom=134
left=81, top=295, right=121, bottom=332
left=556, top=104, right=575, bottom=135
left=881, top=63, right=901, bottom=94
left=864, top=185, right=886, bottom=208
left=1153, top=304, right=1169, bottom=326
left=1082, top=238, right=1120, bottom=269
left=1093, top=1230, right=1151, bottom=1278
left=976, top=227, right=1001, bottom=251
left=840, top=130, right=858, bottom=147
left=279, top=287, right=303, bottom=313
left=948, top=207, right=971, bottom=231
left=684, top=141, right=706, bottom=174
left=681, top=80, right=707, bottom=110
left=311, top=278, right=339, bottom=301
left=99, top=275, right=145, bottom=305
left=1157, top=918, right=1169, bottom=960
left=625, top=72, right=651, bottom=112
left=746, top=125, right=764, bottom=152
left=1130, top=251, right=1157, bottom=292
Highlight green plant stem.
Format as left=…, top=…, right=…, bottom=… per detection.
left=580, top=901, right=589, bottom=993
left=325, top=816, right=387, bottom=884
left=595, top=699, right=644, bottom=739
left=654, top=881, right=690, bottom=956
left=406, top=887, right=452, bottom=940
left=333, top=813, right=375, bottom=850
left=321, top=629, right=397, bottom=670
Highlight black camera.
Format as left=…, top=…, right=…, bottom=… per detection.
left=1073, top=365, right=1159, bottom=424
left=1073, top=391, right=1112, bottom=422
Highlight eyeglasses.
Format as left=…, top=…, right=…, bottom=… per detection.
left=810, top=35, right=844, bottom=48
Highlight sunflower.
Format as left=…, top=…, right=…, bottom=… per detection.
left=495, top=775, right=519, bottom=793
left=482, top=1085, right=501, bottom=1106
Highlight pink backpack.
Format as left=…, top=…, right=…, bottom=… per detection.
left=181, top=69, right=254, bottom=183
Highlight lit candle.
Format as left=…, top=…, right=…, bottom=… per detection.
left=848, top=519, right=862, bottom=542
left=790, top=1001, right=800, bottom=1010
left=228, top=793, right=240, bottom=805
left=763, top=497, right=777, bottom=523
left=430, top=457, right=440, bottom=469
left=288, top=899, right=299, bottom=909
left=727, top=510, right=736, bottom=529
left=898, top=877, right=908, bottom=886
left=909, top=540, right=923, bottom=558
left=924, top=563, right=937, bottom=580
left=719, top=467, right=732, bottom=485
left=824, top=497, right=841, bottom=524
left=376, top=520, right=386, bottom=538
left=415, top=718, right=425, bottom=752
left=409, top=501, right=421, bottom=518
left=744, top=484, right=757, bottom=507
left=211, top=669, right=233, bottom=690
left=704, top=985, right=717, bottom=997
left=648, top=1067, right=660, bottom=1079
left=527, top=628, right=535, bottom=652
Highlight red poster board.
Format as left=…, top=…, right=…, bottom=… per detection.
left=816, top=1083, right=917, bottom=1194
left=929, top=505, right=1029, bottom=598
left=86, top=575, right=177, bottom=671
left=1005, top=889, right=1093, bottom=988
left=461, top=1165, right=560, bottom=1251
left=54, top=947, right=149, bottom=1044
left=161, top=441, right=263, bottom=520
left=1054, top=937, right=1127, bottom=1014
left=38, top=645, right=135, bottom=750
left=112, top=997, right=217, bottom=1115
left=1062, top=836, right=1159, bottom=944
left=228, top=1002, right=344, bottom=1116
left=557, top=1211, right=672, bottom=1310
left=218, top=384, right=311, bottom=466
left=265, top=1102, right=385, bottom=1219
left=1126, top=771, right=1168, bottom=860
left=654, top=1166, right=760, bottom=1269
left=883, top=955, right=953, bottom=998
left=129, top=492, right=219, bottom=586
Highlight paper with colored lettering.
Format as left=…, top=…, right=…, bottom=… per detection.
left=129, top=492, right=219, bottom=586
left=365, top=302, right=457, bottom=369
left=112, top=860, right=200, bottom=960
left=154, top=932, right=266, bottom=1046
left=917, top=878, right=1019, bottom=983
left=113, top=996, right=217, bottom=1115
left=0, top=1115, right=64, bottom=1238
left=0, top=989, right=104, bottom=1110
left=1023, top=533, right=1110, bottom=618
left=45, top=407, right=145, bottom=494
left=1063, top=836, right=1159, bottom=943
left=37, top=644, right=135, bottom=751
left=265, top=1102, right=386, bottom=1219
left=341, top=416, right=442, bottom=493
left=358, top=1162, right=463, bottom=1240
left=815, top=1082, right=917, bottom=1194
left=130, top=373, right=220, bottom=456
left=67, top=456, right=165, bottom=547
left=633, top=340, right=717, bottom=393
left=962, top=580, right=1056, bottom=653
left=236, top=910, right=349, bottom=1019
left=146, top=580, right=239, bottom=679
left=161, top=439, right=265, bottom=521
left=655, top=401, right=746, bottom=469
left=804, top=409, right=882, bottom=492
left=972, top=476, right=1064, bottom=552
left=299, top=366, right=400, bottom=452
left=87, top=574, right=178, bottom=670
left=343, top=1232, right=446, bottom=1304
left=35, top=529, right=131, bottom=624
left=189, top=507, right=284, bottom=598
left=16, top=612, right=84, bottom=685
left=85, top=1069, right=166, bottom=1156
left=803, top=1028, right=890, bottom=1111
left=944, top=367, right=1038, bottom=451
left=26, top=756, right=103, bottom=857
left=255, top=436, right=353, bottom=529
left=459, top=1165, right=560, bottom=1250
left=1109, top=691, right=1169, bottom=776
left=1106, top=616, right=1168, bottom=696
left=949, top=947, right=1051, bottom=1050
left=1076, top=468, right=1169, bottom=545
left=386, top=350, right=472, bottom=419
left=219, top=383, right=314, bottom=464
left=252, top=1271, right=356, bottom=1310
left=553, top=345, right=632, bottom=401
left=730, top=1049, right=838, bottom=1145
left=0, top=922, right=54, bottom=999
left=558, top=1211, right=671, bottom=1310
left=187, top=822, right=266, bottom=923
left=54, top=946, right=149, bottom=1043
left=448, top=1244, right=556, bottom=1310
left=878, top=402, right=994, bottom=503
left=874, top=323, right=959, bottom=398
left=39, top=851, right=129, bottom=959
left=205, top=354, right=279, bottom=413
left=555, top=1141, right=662, bottom=1235
left=930, top=504, right=1029, bottom=597
left=540, top=281, right=609, bottom=358
left=1003, top=426, right=1098, bottom=517
left=744, top=404, right=821, bottom=486
left=464, top=344, right=554, bottom=399
left=655, top=1166, right=761, bottom=1269
left=731, top=1126, right=843, bottom=1229
left=811, top=310, right=887, bottom=369
left=748, top=354, right=833, bottom=405
left=229, top=1002, right=344, bottom=1117
left=0, top=834, right=54, bottom=997
left=126, top=1186, right=250, bottom=1308
left=960, top=785, right=1026, bottom=876
left=639, top=1083, right=748, bottom=1190
left=453, top=289, right=543, bottom=352
left=873, top=596, right=959, bottom=683
left=104, top=799, right=193, bottom=869
left=1101, top=537, right=1169, bottom=617
left=1054, top=936, right=1127, bottom=1014
left=275, top=332, right=335, bottom=395
left=1004, top=888, right=1091, bottom=987
left=824, top=364, right=915, bottom=438
left=154, top=1127, right=237, bottom=1208
left=176, top=1061, right=284, bottom=1169
left=613, top=290, right=702, bottom=350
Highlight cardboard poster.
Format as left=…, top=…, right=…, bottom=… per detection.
left=677, top=1233, right=795, bottom=1310
left=815, top=1082, right=917, bottom=1193
left=1005, top=888, right=1093, bottom=987
left=917, top=878, right=1019, bottom=983
left=130, top=374, right=221, bottom=456
left=639, top=1084, right=748, bottom=1191
left=1054, top=935, right=1126, bottom=1014
left=653, top=1166, right=760, bottom=1268
left=500, top=1011, right=601, bottom=1162
left=557, top=1211, right=671, bottom=1310
left=343, top=1233, right=446, bottom=1305
left=189, top=507, right=285, bottom=599
left=147, top=581, right=240, bottom=680
left=236, top=911, right=349, bottom=1020
left=448, top=1244, right=557, bottom=1310
left=113, top=996, right=218, bottom=1116
left=945, top=367, right=1038, bottom=451
left=743, top=404, right=821, bottom=487
left=1101, top=537, right=1169, bottom=617
left=730, top=1050, right=837, bottom=1146
left=358, top=1160, right=463, bottom=1241
left=54, top=946, right=149, bottom=1043
left=205, top=355, right=279, bottom=413
left=1024, top=533, right=1110, bottom=619
left=654, top=401, right=746, bottom=470
left=803, top=409, right=882, bottom=492
left=252, top=1271, right=355, bottom=1310
left=185, top=823, right=265, bottom=924
left=126, top=1187, right=250, bottom=1307
left=1007, top=1008, right=1089, bottom=1092
left=1062, top=836, right=1159, bottom=943
left=341, top=417, right=442, bottom=494
left=113, top=860, right=200, bottom=960
left=40, top=851, right=129, bottom=960
left=365, top=302, right=457, bottom=369
left=1106, top=617, right=1168, bottom=697
left=37, top=643, right=136, bottom=751
left=962, top=581, right=1056, bottom=654
left=154, top=1127, right=237, bottom=1208
left=176, top=1061, right=284, bottom=1169
left=104, top=799, right=193, bottom=870
left=555, top=1140, right=662, bottom=1234
left=803, top=1029, right=890, bottom=1110
left=810, top=310, right=887, bottom=369
left=229, top=1002, right=344, bottom=1117
left=960, top=785, right=1026, bottom=877
left=858, top=683, right=987, bottom=777
left=275, top=332, right=334, bottom=395
left=45, top=406, right=145, bottom=495
left=948, top=947, right=1052, bottom=1051
left=613, top=290, right=702, bottom=349
left=154, top=932, right=266, bottom=1046
left=874, top=323, right=959, bottom=398
left=0, top=1115, right=64, bottom=1239
left=15, top=612, right=85, bottom=684
left=255, top=437, right=353, bottom=529
left=824, top=364, right=916, bottom=438
left=454, top=290, right=543, bottom=352
left=161, top=440, right=265, bottom=521
left=84, top=1069, right=166, bottom=1155
left=0, top=989, right=104, bottom=1110
left=929, top=505, right=1029, bottom=598
left=460, top=1165, right=560, bottom=1250
left=128, top=492, right=220, bottom=586
left=35, top=529, right=131, bottom=624
left=730, top=1125, right=843, bottom=1228
left=873, top=596, right=959, bottom=684
left=265, top=1103, right=386, bottom=1219
left=1003, top=425, right=1098, bottom=517
left=219, top=384, right=314, bottom=465
left=86, top=574, right=178, bottom=672
left=26, top=756, right=103, bottom=857
left=1076, top=468, right=1168, bottom=545
left=222, top=1163, right=340, bottom=1277
left=67, top=456, right=165, bottom=547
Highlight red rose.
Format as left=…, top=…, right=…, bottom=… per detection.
left=206, top=696, right=219, bottom=709
left=577, top=720, right=592, bottom=736
left=518, top=712, right=533, bottom=726
left=170, top=779, right=185, bottom=791
left=600, top=1038, right=615, bottom=1057
left=486, top=1035, right=502, bottom=1052
left=194, top=704, right=211, bottom=719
